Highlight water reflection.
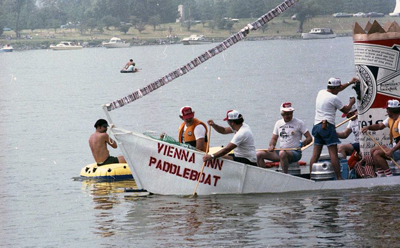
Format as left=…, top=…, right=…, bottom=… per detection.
left=80, top=180, right=400, bottom=246
left=81, top=179, right=139, bottom=238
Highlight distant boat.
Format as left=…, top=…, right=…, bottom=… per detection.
left=181, top=35, right=212, bottom=45
left=0, top=44, right=13, bottom=52
left=103, top=37, right=130, bottom=48
left=50, top=41, right=83, bottom=51
left=301, top=28, right=336, bottom=39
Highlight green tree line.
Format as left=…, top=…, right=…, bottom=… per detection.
left=0, top=0, right=395, bottom=37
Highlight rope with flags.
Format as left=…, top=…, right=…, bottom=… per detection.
left=105, top=0, right=299, bottom=112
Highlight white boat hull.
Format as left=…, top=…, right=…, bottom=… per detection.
left=50, top=45, right=82, bottom=51
left=182, top=40, right=212, bottom=45
left=112, top=126, right=400, bottom=195
left=103, top=43, right=130, bottom=48
left=301, top=33, right=336, bottom=39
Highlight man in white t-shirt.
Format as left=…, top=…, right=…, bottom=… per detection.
left=203, top=110, right=257, bottom=166
left=309, top=77, right=357, bottom=179
left=337, top=104, right=359, bottom=158
left=256, top=102, right=312, bottom=173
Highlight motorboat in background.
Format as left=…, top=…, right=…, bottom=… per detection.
left=50, top=41, right=83, bottom=51
left=0, top=44, right=13, bottom=52
left=301, top=28, right=336, bottom=39
left=181, top=35, right=212, bottom=45
left=102, top=37, right=130, bottom=48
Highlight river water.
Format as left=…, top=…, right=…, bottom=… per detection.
left=1, top=37, right=400, bottom=247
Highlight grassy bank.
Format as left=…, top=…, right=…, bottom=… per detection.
left=2, top=15, right=399, bottom=50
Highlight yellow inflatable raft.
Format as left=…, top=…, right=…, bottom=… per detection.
left=80, top=163, right=133, bottom=180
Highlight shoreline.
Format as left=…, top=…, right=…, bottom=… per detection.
left=1, top=32, right=353, bottom=51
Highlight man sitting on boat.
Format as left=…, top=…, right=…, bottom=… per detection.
left=361, top=99, right=400, bottom=177
left=203, top=110, right=257, bottom=166
left=89, top=119, right=126, bottom=166
left=256, top=102, right=312, bottom=173
left=178, top=106, right=208, bottom=152
left=337, top=104, right=359, bottom=158
left=122, top=59, right=137, bottom=72
left=309, top=77, right=358, bottom=179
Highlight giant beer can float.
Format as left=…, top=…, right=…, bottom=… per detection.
left=353, top=21, right=400, bottom=156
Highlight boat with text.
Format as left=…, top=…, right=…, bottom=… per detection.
left=301, top=28, right=336, bottom=39
left=181, top=35, right=212, bottom=45
left=50, top=41, right=83, bottom=51
left=102, top=37, right=130, bottom=48
left=100, top=1, right=400, bottom=195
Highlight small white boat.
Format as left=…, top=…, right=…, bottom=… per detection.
left=50, top=41, right=83, bottom=51
left=0, top=44, right=13, bottom=52
left=102, top=37, right=130, bottom=48
left=301, top=28, right=336, bottom=39
left=181, top=35, right=212, bottom=45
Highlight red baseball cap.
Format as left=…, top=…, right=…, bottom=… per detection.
left=180, top=106, right=194, bottom=119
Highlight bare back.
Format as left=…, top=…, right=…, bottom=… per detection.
left=89, top=130, right=116, bottom=163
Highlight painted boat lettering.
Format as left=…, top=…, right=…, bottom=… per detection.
left=157, top=143, right=195, bottom=163
left=149, top=156, right=221, bottom=186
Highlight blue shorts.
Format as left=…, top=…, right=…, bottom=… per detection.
left=275, top=150, right=302, bottom=163
left=393, top=150, right=400, bottom=161
left=312, top=122, right=341, bottom=146
left=351, top=143, right=360, bottom=153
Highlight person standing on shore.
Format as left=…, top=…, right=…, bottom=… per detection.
left=309, top=77, right=358, bottom=179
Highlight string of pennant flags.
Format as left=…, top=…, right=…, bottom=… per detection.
left=105, top=0, right=299, bottom=112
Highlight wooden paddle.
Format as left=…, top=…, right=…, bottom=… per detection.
left=365, top=132, right=400, bottom=169
left=336, top=114, right=356, bottom=128
left=191, top=125, right=211, bottom=197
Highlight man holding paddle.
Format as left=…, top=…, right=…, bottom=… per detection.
left=256, top=102, right=312, bottom=173
left=203, top=110, right=257, bottom=166
left=361, top=99, right=400, bottom=177
left=337, top=104, right=359, bottom=158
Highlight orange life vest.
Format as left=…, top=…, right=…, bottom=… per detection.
left=178, top=118, right=208, bottom=151
left=388, top=117, right=400, bottom=143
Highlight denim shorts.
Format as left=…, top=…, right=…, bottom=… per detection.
left=351, top=143, right=360, bottom=153
left=393, top=150, right=400, bottom=161
left=275, top=150, right=302, bottom=163
left=312, top=122, right=341, bottom=146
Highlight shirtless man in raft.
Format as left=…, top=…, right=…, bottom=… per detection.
left=89, top=119, right=126, bottom=166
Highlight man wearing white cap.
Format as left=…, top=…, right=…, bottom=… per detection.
left=203, top=110, right=257, bottom=166
left=309, top=77, right=358, bottom=179
left=178, top=106, right=208, bottom=152
left=361, top=99, right=400, bottom=177
left=256, top=102, right=312, bottom=173
left=337, top=104, right=360, bottom=158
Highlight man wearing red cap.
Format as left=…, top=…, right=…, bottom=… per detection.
left=203, top=110, right=257, bottom=166
left=361, top=99, right=400, bottom=177
left=256, top=102, right=312, bottom=173
left=178, top=106, right=208, bottom=152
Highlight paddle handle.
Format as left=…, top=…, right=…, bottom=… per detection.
left=192, top=125, right=211, bottom=196
left=365, top=132, right=400, bottom=169
left=336, top=114, right=356, bottom=128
